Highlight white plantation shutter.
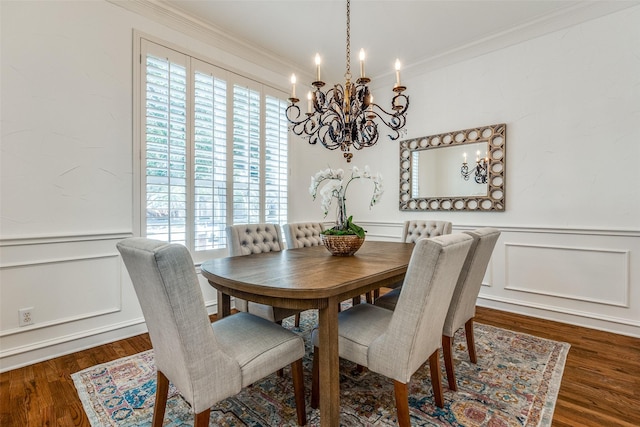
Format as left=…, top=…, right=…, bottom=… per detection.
left=232, top=82, right=261, bottom=224
left=193, top=61, right=228, bottom=250
left=412, top=151, right=420, bottom=198
left=264, top=94, right=288, bottom=224
left=139, top=38, right=288, bottom=258
left=143, top=44, right=188, bottom=245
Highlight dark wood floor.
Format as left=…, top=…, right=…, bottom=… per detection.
left=1, top=306, right=639, bottom=426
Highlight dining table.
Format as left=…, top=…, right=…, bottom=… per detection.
left=200, top=240, right=415, bottom=427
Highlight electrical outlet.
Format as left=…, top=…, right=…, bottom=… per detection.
left=19, top=307, right=34, bottom=327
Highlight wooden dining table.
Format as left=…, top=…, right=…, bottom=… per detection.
left=200, top=240, right=415, bottom=427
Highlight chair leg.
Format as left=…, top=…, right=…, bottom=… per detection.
left=194, top=409, right=210, bottom=427
left=465, top=318, right=477, bottom=364
left=276, top=319, right=284, bottom=377
left=294, top=313, right=301, bottom=327
left=365, top=291, right=373, bottom=304
left=152, top=370, right=169, bottom=427
left=311, top=346, right=320, bottom=409
left=393, top=380, right=411, bottom=427
left=429, top=350, right=445, bottom=408
left=291, top=359, right=307, bottom=426
left=442, top=335, right=457, bottom=391
left=373, top=288, right=380, bottom=301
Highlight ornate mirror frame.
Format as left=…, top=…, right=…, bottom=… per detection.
left=399, top=123, right=506, bottom=211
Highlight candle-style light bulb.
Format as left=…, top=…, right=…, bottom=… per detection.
left=290, top=74, right=296, bottom=98
left=359, top=48, right=366, bottom=78
left=307, top=91, right=313, bottom=114
left=463, top=152, right=467, bottom=163
left=315, top=53, right=321, bottom=81
left=395, top=59, right=401, bottom=86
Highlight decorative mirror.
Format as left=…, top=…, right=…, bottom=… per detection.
left=399, top=123, right=506, bottom=211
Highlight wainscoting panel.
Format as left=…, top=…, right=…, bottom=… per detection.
left=0, top=254, right=122, bottom=335
left=361, top=222, right=640, bottom=337
left=504, top=243, right=629, bottom=307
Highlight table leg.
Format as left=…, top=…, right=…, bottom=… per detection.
left=318, top=297, right=340, bottom=427
left=217, top=290, right=231, bottom=318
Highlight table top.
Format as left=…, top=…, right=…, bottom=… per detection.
left=200, top=241, right=415, bottom=303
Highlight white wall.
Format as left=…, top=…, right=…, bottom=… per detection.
left=1, top=0, right=639, bottom=372
left=290, top=6, right=640, bottom=337
left=0, top=0, right=292, bottom=372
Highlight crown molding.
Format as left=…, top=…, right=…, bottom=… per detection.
left=106, top=0, right=310, bottom=81
left=108, top=0, right=638, bottom=84
left=401, top=1, right=639, bottom=80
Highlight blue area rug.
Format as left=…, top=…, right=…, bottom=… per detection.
left=72, top=309, right=569, bottom=426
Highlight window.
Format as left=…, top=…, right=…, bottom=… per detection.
left=138, top=39, right=288, bottom=259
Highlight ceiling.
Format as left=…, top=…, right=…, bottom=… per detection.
left=156, top=1, right=637, bottom=84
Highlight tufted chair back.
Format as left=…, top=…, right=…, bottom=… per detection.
left=225, top=223, right=301, bottom=323
left=283, top=222, right=325, bottom=248
left=226, top=223, right=284, bottom=256
left=402, top=220, right=453, bottom=243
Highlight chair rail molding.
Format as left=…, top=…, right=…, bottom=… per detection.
left=356, top=220, right=640, bottom=338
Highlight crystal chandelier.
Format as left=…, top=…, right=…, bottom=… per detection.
left=286, top=0, right=409, bottom=162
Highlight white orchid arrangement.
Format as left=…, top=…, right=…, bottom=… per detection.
left=309, top=165, right=384, bottom=237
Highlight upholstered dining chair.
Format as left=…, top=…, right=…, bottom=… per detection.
left=116, top=238, right=306, bottom=427
left=375, top=227, right=501, bottom=392
left=226, top=224, right=302, bottom=324
left=367, top=219, right=453, bottom=303
left=310, top=233, right=473, bottom=425
left=441, top=227, right=500, bottom=390
left=283, top=222, right=325, bottom=249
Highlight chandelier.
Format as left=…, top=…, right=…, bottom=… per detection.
left=461, top=151, right=488, bottom=184
left=286, top=0, right=409, bottom=162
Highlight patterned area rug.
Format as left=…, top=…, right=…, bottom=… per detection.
left=72, top=309, right=569, bottom=426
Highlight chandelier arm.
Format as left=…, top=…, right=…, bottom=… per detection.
left=364, top=101, right=409, bottom=141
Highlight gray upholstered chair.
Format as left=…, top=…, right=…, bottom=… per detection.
left=441, top=227, right=500, bottom=391
left=116, top=238, right=306, bottom=427
left=375, top=228, right=500, bottom=392
left=311, top=233, right=473, bottom=425
left=226, top=224, right=302, bottom=323
left=367, top=219, right=452, bottom=303
left=283, top=222, right=325, bottom=249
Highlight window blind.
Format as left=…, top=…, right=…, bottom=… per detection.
left=139, top=39, right=288, bottom=256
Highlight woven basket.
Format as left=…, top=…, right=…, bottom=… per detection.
left=321, top=234, right=365, bottom=256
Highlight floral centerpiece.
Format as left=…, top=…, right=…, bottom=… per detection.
left=309, top=165, right=383, bottom=242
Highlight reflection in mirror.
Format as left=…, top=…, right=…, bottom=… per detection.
left=412, top=142, right=489, bottom=198
left=400, top=124, right=506, bottom=211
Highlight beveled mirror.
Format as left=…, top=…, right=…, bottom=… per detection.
left=399, top=123, right=506, bottom=211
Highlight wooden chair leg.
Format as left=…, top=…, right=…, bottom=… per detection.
left=294, top=313, right=301, bottom=327
left=352, top=295, right=361, bottom=306
left=429, top=350, right=445, bottom=408
left=373, top=288, right=380, bottom=301
left=194, top=409, right=211, bottom=427
left=365, top=291, right=373, bottom=304
left=393, top=380, right=411, bottom=427
left=465, top=318, right=477, bottom=364
left=291, top=359, right=307, bottom=426
left=442, top=335, right=457, bottom=391
left=152, top=370, right=169, bottom=427
left=311, top=346, right=320, bottom=409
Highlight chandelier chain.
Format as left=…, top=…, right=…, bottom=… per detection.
left=345, top=0, right=351, bottom=80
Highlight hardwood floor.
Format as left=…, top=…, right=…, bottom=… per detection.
left=1, top=307, right=639, bottom=426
